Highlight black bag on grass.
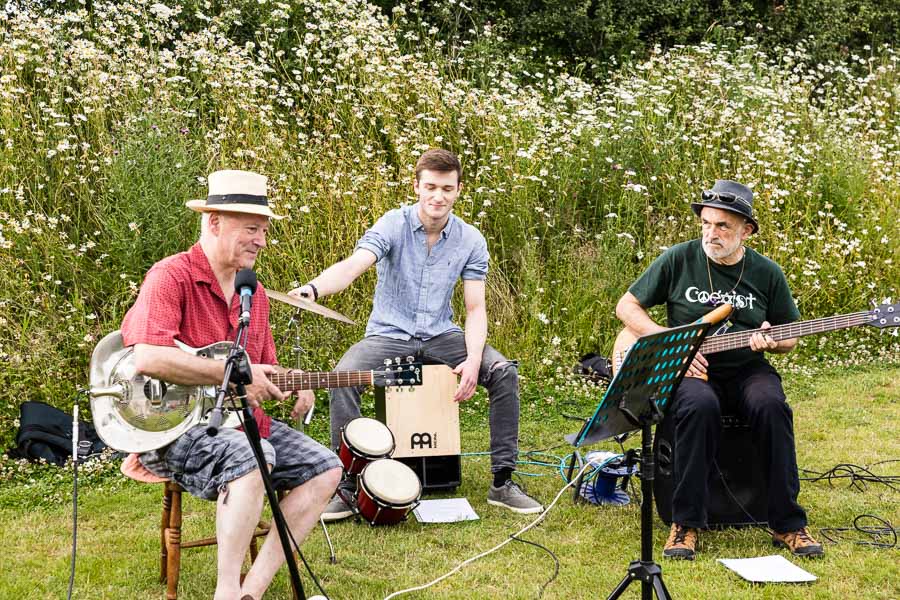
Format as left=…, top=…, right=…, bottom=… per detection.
left=573, top=352, right=613, bottom=383
left=6, top=401, right=106, bottom=466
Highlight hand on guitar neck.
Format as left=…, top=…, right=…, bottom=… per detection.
left=246, top=364, right=288, bottom=406
left=748, top=321, right=797, bottom=354
left=248, top=365, right=315, bottom=418
left=684, top=319, right=797, bottom=378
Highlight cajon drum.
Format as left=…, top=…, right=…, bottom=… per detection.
left=375, top=364, right=460, bottom=458
left=375, top=364, right=461, bottom=491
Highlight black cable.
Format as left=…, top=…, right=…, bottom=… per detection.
left=67, top=452, right=78, bottom=600
left=716, top=458, right=900, bottom=549
left=509, top=535, right=560, bottom=599
left=820, top=514, right=897, bottom=549
left=560, top=413, right=589, bottom=422
left=713, top=459, right=775, bottom=537
left=799, top=462, right=899, bottom=493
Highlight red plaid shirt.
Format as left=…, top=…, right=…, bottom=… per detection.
left=121, top=242, right=276, bottom=435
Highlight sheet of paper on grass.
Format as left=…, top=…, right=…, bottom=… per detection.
left=717, top=555, right=817, bottom=583
left=413, top=498, right=479, bottom=523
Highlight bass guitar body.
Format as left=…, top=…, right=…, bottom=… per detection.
left=612, top=303, right=735, bottom=377
left=611, top=327, right=641, bottom=376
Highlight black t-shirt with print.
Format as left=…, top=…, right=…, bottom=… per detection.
left=628, top=239, right=800, bottom=376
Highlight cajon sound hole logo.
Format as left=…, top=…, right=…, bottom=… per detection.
left=410, top=432, right=436, bottom=449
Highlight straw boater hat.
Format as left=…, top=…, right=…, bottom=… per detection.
left=690, top=179, right=758, bottom=234
left=186, top=169, right=284, bottom=220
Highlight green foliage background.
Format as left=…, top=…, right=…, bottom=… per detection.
left=372, top=0, right=900, bottom=76
left=0, top=0, right=898, bottom=448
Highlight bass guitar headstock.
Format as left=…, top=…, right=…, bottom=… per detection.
left=374, top=357, right=423, bottom=388
left=867, top=301, right=900, bottom=329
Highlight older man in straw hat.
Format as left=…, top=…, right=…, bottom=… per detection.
left=615, top=179, right=824, bottom=561
left=120, top=170, right=342, bottom=600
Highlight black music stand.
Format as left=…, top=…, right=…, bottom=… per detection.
left=566, top=322, right=712, bottom=600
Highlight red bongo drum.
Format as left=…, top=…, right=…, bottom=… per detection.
left=356, top=459, right=422, bottom=526
left=338, top=417, right=395, bottom=475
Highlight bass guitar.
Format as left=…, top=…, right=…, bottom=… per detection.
left=89, top=330, right=422, bottom=453
left=613, top=302, right=899, bottom=375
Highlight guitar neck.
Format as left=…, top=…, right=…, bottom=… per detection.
left=699, top=311, right=872, bottom=355
left=270, top=370, right=374, bottom=392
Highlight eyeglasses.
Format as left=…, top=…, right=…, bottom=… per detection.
left=701, top=190, right=751, bottom=208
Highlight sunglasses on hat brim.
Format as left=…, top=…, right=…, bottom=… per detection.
left=701, top=190, right=751, bottom=208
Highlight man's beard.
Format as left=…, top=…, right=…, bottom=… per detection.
left=702, top=237, right=742, bottom=262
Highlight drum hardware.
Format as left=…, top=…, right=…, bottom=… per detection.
left=277, top=307, right=339, bottom=563
left=278, top=303, right=313, bottom=432
left=265, top=288, right=356, bottom=325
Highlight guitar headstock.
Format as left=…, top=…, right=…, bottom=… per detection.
left=867, top=302, right=900, bottom=329
left=374, top=357, right=423, bottom=388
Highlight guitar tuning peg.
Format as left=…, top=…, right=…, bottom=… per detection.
left=394, top=357, right=401, bottom=365
left=383, top=358, right=392, bottom=367
left=406, top=355, right=414, bottom=363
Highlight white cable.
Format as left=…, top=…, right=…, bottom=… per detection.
left=383, top=455, right=620, bottom=600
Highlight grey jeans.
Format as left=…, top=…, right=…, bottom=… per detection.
left=329, top=331, right=519, bottom=472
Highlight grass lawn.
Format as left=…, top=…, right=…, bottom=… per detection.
left=2, top=366, right=898, bottom=599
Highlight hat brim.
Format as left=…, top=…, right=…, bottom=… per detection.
left=691, top=202, right=758, bottom=234
left=186, top=199, right=284, bottom=220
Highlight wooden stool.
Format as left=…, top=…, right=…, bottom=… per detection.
left=122, top=455, right=274, bottom=600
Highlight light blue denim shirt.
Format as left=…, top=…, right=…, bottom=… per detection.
left=356, top=203, right=489, bottom=341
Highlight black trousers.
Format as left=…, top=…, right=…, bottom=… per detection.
left=671, top=363, right=807, bottom=533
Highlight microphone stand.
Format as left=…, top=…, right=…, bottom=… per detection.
left=207, top=316, right=307, bottom=600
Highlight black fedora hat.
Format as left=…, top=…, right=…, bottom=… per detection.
left=691, top=179, right=758, bottom=233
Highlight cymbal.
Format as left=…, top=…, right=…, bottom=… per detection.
left=265, top=289, right=356, bottom=325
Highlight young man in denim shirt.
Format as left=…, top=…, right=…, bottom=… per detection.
left=291, top=149, right=542, bottom=519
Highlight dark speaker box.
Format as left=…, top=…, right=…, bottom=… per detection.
left=654, top=412, right=768, bottom=528
left=395, top=454, right=461, bottom=492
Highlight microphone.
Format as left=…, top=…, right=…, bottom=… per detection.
left=235, top=268, right=258, bottom=325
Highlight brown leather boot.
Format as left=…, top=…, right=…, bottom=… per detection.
left=663, top=523, right=698, bottom=560
left=773, top=527, right=825, bottom=557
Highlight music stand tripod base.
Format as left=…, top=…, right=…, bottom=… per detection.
left=566, top=322, right=711, bottom=600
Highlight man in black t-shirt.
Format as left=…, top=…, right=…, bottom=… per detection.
left=616, top=180, right=823, bottom=560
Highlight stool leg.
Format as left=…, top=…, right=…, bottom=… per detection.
left=249, top=537, right=259, bottom=563
left=165, top=483, right=183, bottom=600
left=160, top=484, right=171, bottom=584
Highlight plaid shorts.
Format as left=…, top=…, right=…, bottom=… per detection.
left=140, top=420, right=341, bottom=501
